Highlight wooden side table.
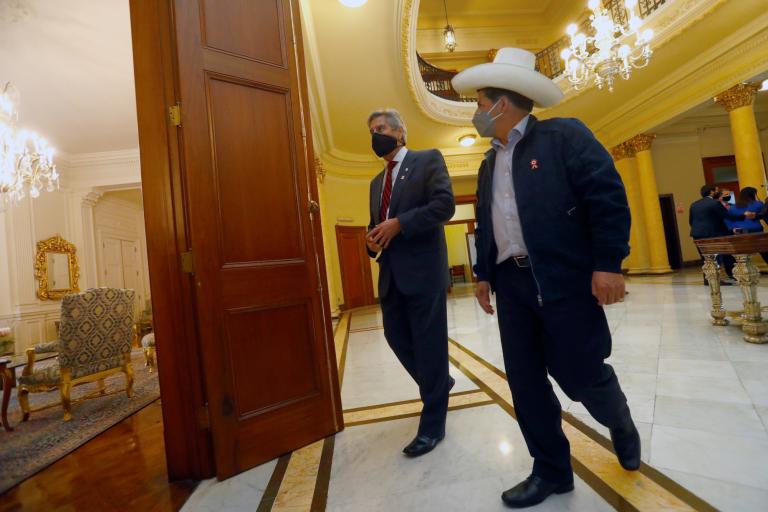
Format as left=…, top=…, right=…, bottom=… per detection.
left=0, top=359, right=12, bottom=432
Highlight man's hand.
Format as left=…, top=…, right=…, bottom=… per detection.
left=475, top=281, right=495, bottom=315
left=368, top=218, right=402, bottom=249
left=366, top=237, right=382, bottom=253
left=592, top=271, right=625, bottom=306
left=745, top=211, right=758, bottom=219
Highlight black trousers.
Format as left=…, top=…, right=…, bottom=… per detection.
left=494, top=260, right=631, bottom=484
left=380, top=280, right=450, bottom=438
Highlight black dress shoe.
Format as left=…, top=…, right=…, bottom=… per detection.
left=610, top=418, right=641, bottom=470
left=402, top=434, right=444, bottom=457
left=501, top=475, right=574, bottom=508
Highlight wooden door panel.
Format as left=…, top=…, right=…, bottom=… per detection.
left=174, top=0, right=342, bottom=479
left=336, top=226, right=375, bottom=309
left=200, top=0, right=285, bottom=65
left=208, top=77, right=303, bottom=263
left=226, top=302, right=317, bottom=418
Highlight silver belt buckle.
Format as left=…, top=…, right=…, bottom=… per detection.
left=512, top=256, right=530, bottom=268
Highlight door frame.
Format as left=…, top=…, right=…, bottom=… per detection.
left=658, top=194, right=683, bottom=270
left=335, top=225, right=376, bottom=309
left=130, top=0, right=214, bottom=480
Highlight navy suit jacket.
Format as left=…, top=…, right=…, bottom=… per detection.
left=367, top=148, right=455, bottom=297
left=689, top=197, right=740, bottom=239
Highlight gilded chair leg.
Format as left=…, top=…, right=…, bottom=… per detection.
left=144, top=347, right=156, bottom=372
left=18, top=385, right=30, bottom=422
left=60, top=372, right=73, bottom=421
left=124, top=358, right=134, bottom=398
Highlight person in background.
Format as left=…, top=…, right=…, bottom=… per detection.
left=727, top=187, right=768, bottom=264
left=689, top=184, right=752, bottom=284
left=725, top=187, right=764, bottom=234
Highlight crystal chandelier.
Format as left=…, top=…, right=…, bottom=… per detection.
left=0, top=82, right=59, bottom=204
left=560, top=0, right=653, bottom=92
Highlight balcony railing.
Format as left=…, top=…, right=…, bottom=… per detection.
left=418, top=0, right=667, bottom=100
left=417, top=53, right=475, bottom=103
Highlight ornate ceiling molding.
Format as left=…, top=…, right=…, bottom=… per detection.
left=399, top=0, right=476, bottom=126
left=594, top=13, right=768, bottom=147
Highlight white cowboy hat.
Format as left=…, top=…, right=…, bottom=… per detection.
left=451, top=48, right=564, bottom=108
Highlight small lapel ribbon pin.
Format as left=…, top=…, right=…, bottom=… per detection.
left=530, top=159, right=539, bottom=170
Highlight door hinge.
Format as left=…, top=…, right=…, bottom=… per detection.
left=197, top=402, right=210, bottom=430
left=168, top=103, right=182, bottom=127
left=181, top=250, right=195, bottom=274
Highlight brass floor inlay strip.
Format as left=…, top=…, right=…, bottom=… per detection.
left=256, top=453, right=291, bottom=512
left=310, top=436, right=335, bottom=511
left=334, top=311, right=351, bottom=387
left=271, top=439, right=325, bottom=511
left=344, top=390, right=493, bottom=427
left=448, top=338, right=716, bottom=512
left=348, top=325, right=385, bottom=333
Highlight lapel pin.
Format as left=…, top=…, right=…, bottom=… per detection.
left=530, top=159, right=539, bottom=170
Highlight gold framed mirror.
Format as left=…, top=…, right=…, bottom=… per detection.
left=34, top=235, right=80, bottom=300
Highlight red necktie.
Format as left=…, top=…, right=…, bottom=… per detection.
left=379, top=160, right=397, bottom=221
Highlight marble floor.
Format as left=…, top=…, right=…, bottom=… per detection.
left=183, top=271, right=768, bottom=511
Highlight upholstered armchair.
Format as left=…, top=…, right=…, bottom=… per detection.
left=18, top=288, right=136, bottom=421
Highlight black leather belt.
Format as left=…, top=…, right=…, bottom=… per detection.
left=500, top=255, right=531, bottom=268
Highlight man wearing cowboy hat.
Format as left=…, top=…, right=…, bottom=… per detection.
left=452, top=48, right=639, bottom=508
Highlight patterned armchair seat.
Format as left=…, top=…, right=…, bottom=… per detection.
left=18, top=288, right=136, bottom=421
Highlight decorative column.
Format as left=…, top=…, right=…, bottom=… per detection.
left=67, top=189, right=101, bottom=290
left=611, top=143, right=651, bottom=273
left=715, top=83, right=765, bottom=194
left=627, top=134, right=672, bottom=274
left=0, top=203, right=14, bottom=318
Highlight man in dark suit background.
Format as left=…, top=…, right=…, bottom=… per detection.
left=365, top=108, right=456, bottom=457
left=689, top=184, right=751, bottom=283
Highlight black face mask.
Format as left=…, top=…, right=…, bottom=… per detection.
left=372, top=132, right=399, bottom=158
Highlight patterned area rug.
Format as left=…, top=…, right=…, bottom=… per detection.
left=0, top=349, right=160, bottom=493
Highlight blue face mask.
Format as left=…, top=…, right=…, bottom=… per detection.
left=472, top=99, right=503, bottom=138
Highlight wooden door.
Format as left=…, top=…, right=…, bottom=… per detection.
left=172, top=0, right=342, bottom=478
left=103, top=238, right=125, bottom=289
left=336, top=226, right=376, bottom=309
left=659, top=194, right=683, bottom=269
left=703, top=155, right=740, bottom=196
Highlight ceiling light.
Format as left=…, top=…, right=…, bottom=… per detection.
left=338, top=0, right=367, bottom=7
left=458, top=134, right=476, bottom=147
left=442, top=0, right=457, bottom=52
left=761, top=79, right=768, bottom=91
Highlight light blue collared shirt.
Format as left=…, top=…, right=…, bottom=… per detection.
left=491, top=115, right=530, bottom=263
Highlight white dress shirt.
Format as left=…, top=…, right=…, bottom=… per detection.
left=491, top=115, right=529, bottom=263
left=381, top=146, right=408, bottom=218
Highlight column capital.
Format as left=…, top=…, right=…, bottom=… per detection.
left=611, top=142, right=635, bottom=161
left=625, top=134, right=656, bottom=154
left=714, top=82, right=760, bottom=112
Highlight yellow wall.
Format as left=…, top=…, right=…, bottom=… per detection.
left=318, top=168, right=480, bottom=311
left=444, top=223, right=470, bottom=269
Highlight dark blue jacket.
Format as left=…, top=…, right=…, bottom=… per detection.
left=474, top=115, right=630, bottom=303
left=368, top=149, right=456, bottom=297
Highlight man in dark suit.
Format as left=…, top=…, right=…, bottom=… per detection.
left=365, top=108, right=456, bottom=457
left=689, top=184, right=751, bottom=283
left=452, top=48, right=639, bottom=508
